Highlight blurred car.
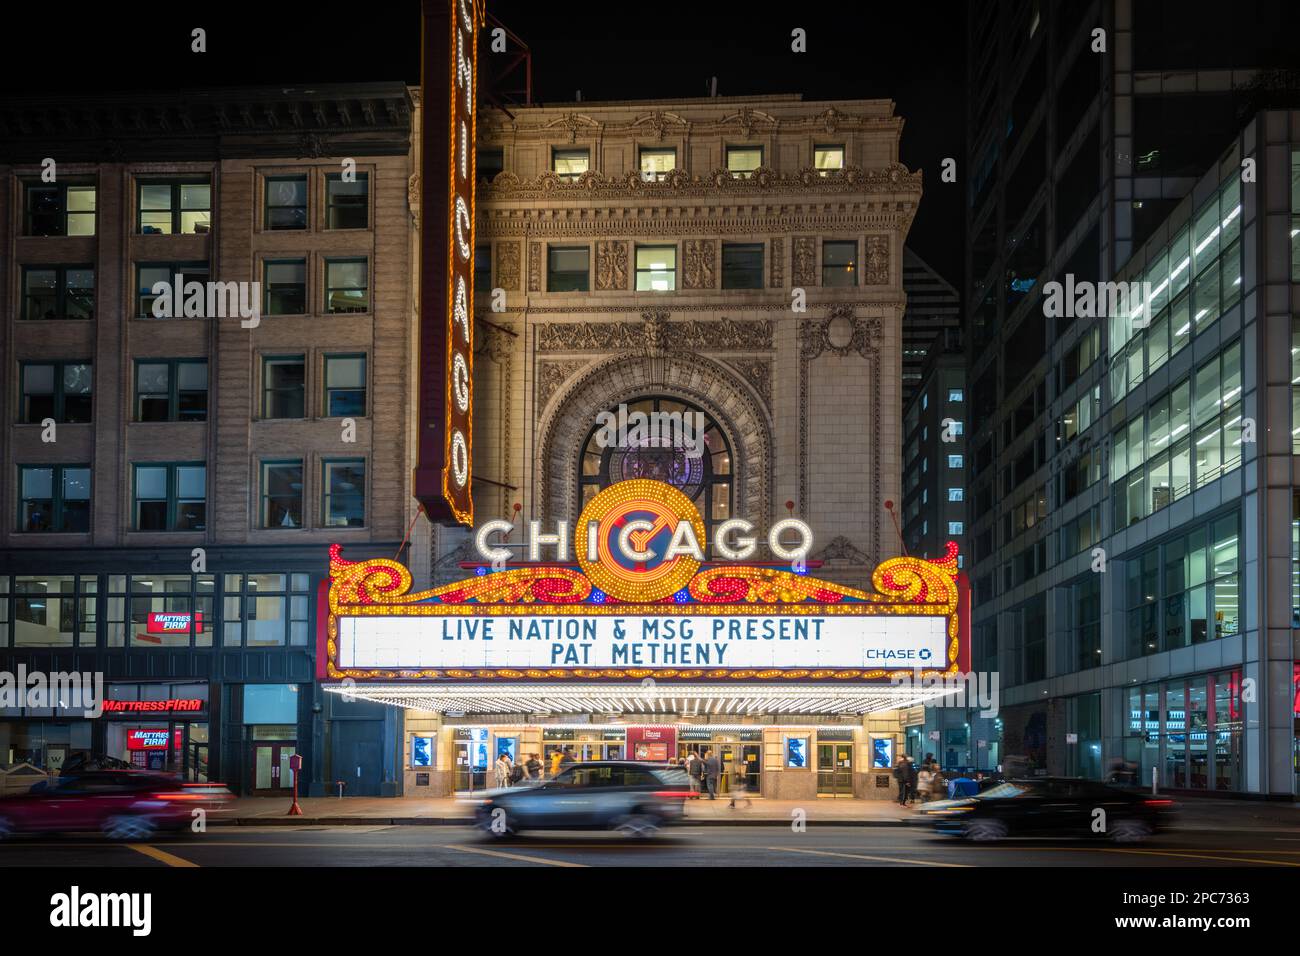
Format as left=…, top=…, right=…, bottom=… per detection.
left=0, top=770, right=234, bottom=840
left=473, top=761, right=691, bottom=838
left=921, top=777, right=1175, bottom=842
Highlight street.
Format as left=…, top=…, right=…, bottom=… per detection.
left=3, top=821, right=1298, bottom=868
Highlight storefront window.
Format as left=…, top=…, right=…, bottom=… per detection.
left=106, top=573, right=215, bottom=648
left=10, top=574, right=96, bottom=647
left=222, top=573, right=311, bottom=647
left=0, top=721, right=93, bottom=772
left=1213, top=670, right=1242, bottom=792
left=1163, top=682, right=1187, bottom=788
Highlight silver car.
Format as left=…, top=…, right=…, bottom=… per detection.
left=473, top=761, right=692, bottom=838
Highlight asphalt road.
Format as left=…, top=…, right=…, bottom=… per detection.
left=2, top=821, right=1298, bottom=867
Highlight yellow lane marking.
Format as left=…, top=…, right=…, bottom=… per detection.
left=126, top=843, right=199, bottom=867
left=1096, top=847, right=1300, bottom=867
left=763, top=845, right=971, bottom=867
left=444, top=843, right=587, bottom=867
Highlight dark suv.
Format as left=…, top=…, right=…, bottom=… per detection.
left=473, top=761, right=692, bottom=838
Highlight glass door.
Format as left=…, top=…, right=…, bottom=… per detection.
left=252, top=742, right=296, bottom=794
left=817, top=743, right=853, bottom=797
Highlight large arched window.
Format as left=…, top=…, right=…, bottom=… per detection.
left=579, top=396, right=733, bottom=535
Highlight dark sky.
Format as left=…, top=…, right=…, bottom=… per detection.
left=2, top=1, right=966, bottom=282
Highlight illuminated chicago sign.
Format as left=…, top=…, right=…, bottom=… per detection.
left=320, top=479, right=969, bottom=682
left=415, top=0, right=481, bottom=526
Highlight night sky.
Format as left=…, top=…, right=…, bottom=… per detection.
left=2, top=1, right=966, bottom=283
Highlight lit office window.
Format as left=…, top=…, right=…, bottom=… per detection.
left=25, top=183, right=96, bottom=236
left=949, top=389, right=964, bottom=402
left=726, top=146, right=762, bottom=179
left=948, top=488, right=964, bottom=502
left=814, top=145, right=844, bottom=175
left=639, top=148, right=676, bottom=181
left=636, top=246, right=677, bottom=291
left=948, top=522, right=963, bottom=536
left=324, top=259, right=368, bottom=313
left=948, top=454, right=963, bottom=468
left=552, top=149, right=589, bottom=181
left=324, top=355, right=366, bottom=417
left=137, top=181, right=211, bottom=234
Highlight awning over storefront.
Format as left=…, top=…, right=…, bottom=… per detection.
left=321, top=681, right=958, bottom=716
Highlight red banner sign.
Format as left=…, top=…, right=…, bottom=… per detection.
left=146, top=612, right=202, bottom=634
left=125, top=729, right=178, bottom=751
left=627, top=726, right=677, bottom=762
left=103, top=698, right=205, bottom=714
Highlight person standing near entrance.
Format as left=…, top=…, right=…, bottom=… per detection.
left=728, top=756, right=751, bottom=808
left=494, top=752, right=513, bottom=789
left=524, top=753, right=542, bottom=782
left=893, top=754, right=912, bottom=806
left=703, top=749, right=721, bottom=800
left=685, top=751, right=702, bottom=794
left=916, top=762, right=935, bottom=804
left=549, top=749, right=564, bottom=779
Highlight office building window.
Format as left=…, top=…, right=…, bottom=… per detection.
left=25, top=183, right=96, bottom=236
left=21, top=363, right=92, bottom=424
left=136, top=263, right=209, bottom=318
left=322, top=459, right=366, bottom=528
left=948, top=488, right=964, bottom=502
left=260, top=461, right=304, bottom=529
left=476, top=245, right=492, bottom=295
left=552, top=149, right=589, bottom=181
left=325, top=173, right=369, bottom=229
left=949, top=389, right=964, bottom=402
left=822, top=240, right=857, bottom=286
left=547, top=247, right=589, bottom=292
left=137, top=181, right=211, bottom=234
left=221, top=573, right=311, bottom=648
left=635, top=245, right=676, bottom=291
left=18, top=466, right=91, bottom=533
left=478, top=148, right=504, bottom=181
left=22, top=266, right=94, bottom=320
left=1125, top=513, right=1239, bottom=659
left=1068, top=574, right=1102, bottom=672
left=948, top=455, right=963, bottom=468
left=133, top=463, right=206, bottom=532
left=814, top=145, right=844, bottom=174
left=324, top=259, right=368, bottom=313
left=109, top=574, right=215, bottom=649
left=9, top=574, right=97, bottom=647
left=264, top=260, right=307, bottom=315
left=135, top=360, right=207, bottom=423
left=948, top=522, right=963, bottom=536
left=639, top=147, right=676, bottom=181
left=262, top=356, right=305, bottom=419
left=265, top=175, right=308, bottom=230
left=721, top=243, right=764, bottom=289
left=324, top=354, right=366, bottom=417
left=726, top=146, right=762, bottom=178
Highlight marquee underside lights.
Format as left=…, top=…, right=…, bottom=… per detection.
left=415, top=0, right=481, bottom=526
left=319, top=480, right=969, bottom=685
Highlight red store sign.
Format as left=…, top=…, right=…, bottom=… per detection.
left=146, top=612, right=203, bottom=634
left=126, top=729, right=181, bottom=751
left=626, top=726, right=677, bottom=762
left=103, top=698, right=205, bottom=714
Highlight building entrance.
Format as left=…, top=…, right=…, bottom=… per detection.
left=252, top=741, right=297, bottom=795
left=817, top=742, right=853, bottom=797
left=678, top=740, right=762, bottom=794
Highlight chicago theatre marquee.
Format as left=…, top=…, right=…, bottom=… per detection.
left=383, top=18, right=946, bottom=797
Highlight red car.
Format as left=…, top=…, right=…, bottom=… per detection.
left=0, top=770, right=233, bottom=840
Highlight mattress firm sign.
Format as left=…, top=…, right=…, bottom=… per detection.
left=335, top=613, right=948, bottom=670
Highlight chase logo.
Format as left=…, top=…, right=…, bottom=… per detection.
left=576, top=478, right=705, bottom=602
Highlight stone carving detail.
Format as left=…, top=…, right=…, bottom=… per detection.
left=792, top=237, right=817, bottom=287
left=536, top=360, right=588, bottom=409
left=865, top=235, right=890, bottom=285
left=407, top=173, right=420, bottom=226
left=682, top=239, right=716, bottom=289
left=813, top=535, right=870, bottom=565
left=478, top=321, right=515, bottom=363
left=536, top=316, right=773, bottom=352
left=798, top=309, right=883, bottom=560
left=479, top=162, right=922, bottom=200
left=596, top=240, right=629, bottom=290
left=527, top=242, right=541, bottom=292
left=769, top=238, right=784, bottom=288
left=497, top=241, right=521, bottom=291
left=727, top=358, right=772, bottom=407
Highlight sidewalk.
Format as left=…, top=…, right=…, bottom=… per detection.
left=210, top=792, right=1299, bottom=828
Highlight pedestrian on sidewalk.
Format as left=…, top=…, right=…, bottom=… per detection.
left=916, top=762, right=935, bottom=804
left=703, top=749, right=721, bottom=800
left=728, top=757, right=751, bottom=809
left=494, top=752, right=513, bottom=789
left=893, top=754, right=910, bottom=805
left=524, top=752, right=542, bottom=782
left=686, top=751, right=703, bottom=795
left=549, top=749, right=564, bottom=779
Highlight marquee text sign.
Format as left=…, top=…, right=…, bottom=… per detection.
left=415, top=0, right=480, bottom=526
left=321, top=479, right=969, bottom=683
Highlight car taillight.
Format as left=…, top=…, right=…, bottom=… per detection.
left=1143, top=799, right=1173, bottom=807
left=150, top=791, right=209, bottom=801
left=652, top=791, right=691, bottom=799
